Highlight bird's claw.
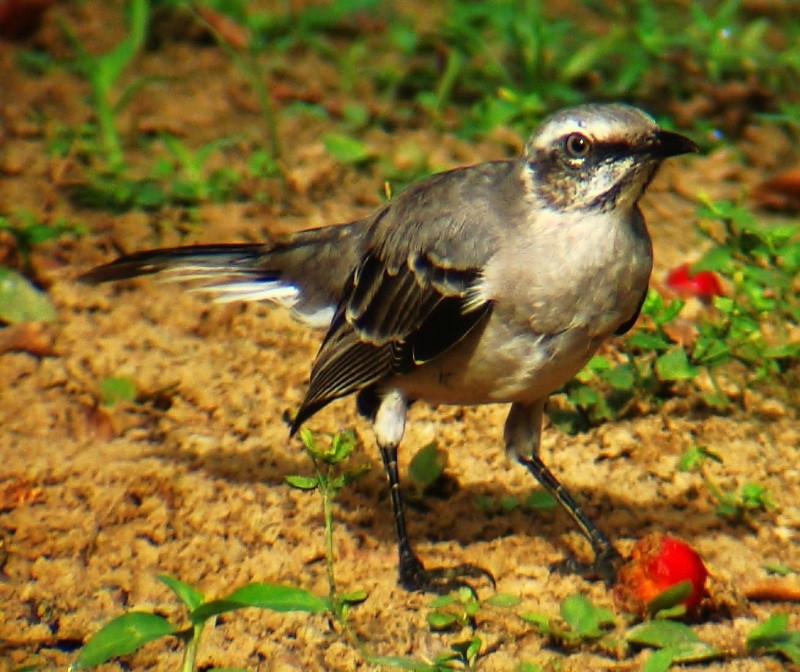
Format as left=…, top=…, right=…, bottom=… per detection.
left=551, top=547, right=623, bottom=587
left=399, top=554, right=496, bottom=595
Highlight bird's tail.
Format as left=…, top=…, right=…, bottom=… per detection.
left=80, top=222, right=365, bottom=328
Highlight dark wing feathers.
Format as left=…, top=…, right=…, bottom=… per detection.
left=292, top=250, right=491, bottom=432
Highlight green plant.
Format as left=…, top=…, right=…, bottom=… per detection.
left=678, top=445, right=775, bottom=523
left=286, top=428, right=370, bottom=618
left=426, top=587, right=520, bottom=631
left=99, top=376, right=137, bottom=406
left=71, top=574, right=327, bottom=671
left=521, top=594, right=620, bottom=652
left=60, top=0, right=149, bottom=171
left=626, top=619, right=720, bottom=672
left=154, top=135, right=242, bottom=203
left=0, top=211, right=86, bottom=262
left=473, top=489, right=555, bottom=515
left=745, top=613, right=800, bottom=665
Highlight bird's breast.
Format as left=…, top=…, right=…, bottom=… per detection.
left=390, top=208, right=652, bottom=406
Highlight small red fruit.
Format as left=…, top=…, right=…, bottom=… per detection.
left=612, top=533, right=708, bottom=617
left=665, top=263, right=723, bottom=300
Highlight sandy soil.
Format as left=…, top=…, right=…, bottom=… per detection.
left=1, top=3, right=798, bottom=671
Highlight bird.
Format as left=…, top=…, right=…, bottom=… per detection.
left=81, top=103, right=698, bottom=593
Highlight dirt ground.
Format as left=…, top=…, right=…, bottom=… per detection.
left=1, top=3, right=798, bottom=671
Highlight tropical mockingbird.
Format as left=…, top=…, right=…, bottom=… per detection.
left=82, top=103, right=698, bottom=592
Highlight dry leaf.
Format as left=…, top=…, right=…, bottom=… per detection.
left=744, top=578, right=800, bottom=602
left=0, top=322, right=56, bottom=356
left=195, top=5, right=249, bottom=49
left=0, top=477, right=45, bottom=512
left=77, top=403, right=118, bottom=442
left=752, top=164, right=800, bottom=212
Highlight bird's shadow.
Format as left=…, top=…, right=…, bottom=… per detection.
left=141, top=415, right=754, bottom=555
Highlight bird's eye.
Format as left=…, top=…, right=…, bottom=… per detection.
left=564, top=133, right=592, bottom=159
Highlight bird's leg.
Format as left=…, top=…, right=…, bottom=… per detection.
left=375, top=390, right=494, bottom=594
left=505, top=401, right=622, bottom=585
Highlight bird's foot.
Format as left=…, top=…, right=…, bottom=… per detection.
left=399, top=552, right=496, bottom=595
left=551, top=546, right=623, bottom=587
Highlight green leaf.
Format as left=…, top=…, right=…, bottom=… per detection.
left=678, top=445, right=723, bottom=471
left=408, top=443, right=447, bottom=489
left=655, top=348, right=699, bottom=381
left=285, top=474, right=319, bottom=490
left=764, top=562, right=796, bottom=576
left=188, top=599, right=248, bottom=623
left=745, top=612, right=800, bottom=663
left=429, top=594, right=456, bottom=609
left=453, top=635, right=482, bottom=662
left=230, top=582, right=326, bottom=611
left=157, top=574, right=204, bottom=611
left=190, top=583, right=327, bottom=623
left=520, top=611, right=552, bottom=634
left=637, top=641, right=719, bottom=669
left=0, top=267, right=56, bottom=324
left=323, top=132, right=374, bottom=164
left=339, top=589, right=368, bottom=605
left=485, top=593, right=521, bottom=608
left=560, top=595, right=615, bottom=638
left=626, top=619, right=700, bottom=648
left=523, top=490, right=556, bottom=511
left=72, top=612, right=176, bottom=668
left=514, top=664, right=543, bottom=672
left=626, top=331, right=673, bottom=351
left=601, top=363, right=636, bottom=390
left=647, top=581, right=691, bottom=617
left=642, top=648, right=675, bottom=672
left=693, top=245, right=732, bottom=273
left=365, top=655, right=431, bottom=671
left=427, top=610, right=459, bottom=630
left=99, top=376, right=137, bottom=406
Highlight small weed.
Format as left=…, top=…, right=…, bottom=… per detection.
left=408, top=442, right=448, bottom=496
left=423, top=588, right=521, bottom=638
left=71, top=574, right=327, bottom=671
left=745, top=613, right=800, bottom=665
left=627, top=620, right=720, bottom=672
left=522, top=594, right=620, bottom=653
left=99, top=376, right=137, bottom=406
left=60, top=0, right=149, bottom=171
left=764, top=562, right=798, bottom=577
left=473, top=490, right=555, bottom=515
left=371, top=636, right=483, bottom=671
left=287, top=428, right=370, bottom=617
left=0, top=211, right=86, bottom=262
left=678, top=445, right=775, bottom=523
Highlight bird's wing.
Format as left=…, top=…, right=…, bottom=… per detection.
left=292, top=160, right=527, bottom=428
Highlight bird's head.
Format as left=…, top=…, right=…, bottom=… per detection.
left=523, top=104, right=698, bottom=212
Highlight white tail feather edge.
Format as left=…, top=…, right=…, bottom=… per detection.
left=149, top=266, right=335, bottom=329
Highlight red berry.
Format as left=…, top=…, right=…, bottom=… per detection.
left=612, top=533, right=708, bottom=617
left=665, top=263, right=723, bottom=299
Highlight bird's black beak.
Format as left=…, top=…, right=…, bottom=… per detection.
left=650, top=129, right=699, bottom=158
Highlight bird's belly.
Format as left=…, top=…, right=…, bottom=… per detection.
left=392, top=316, right=607, bottom=406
